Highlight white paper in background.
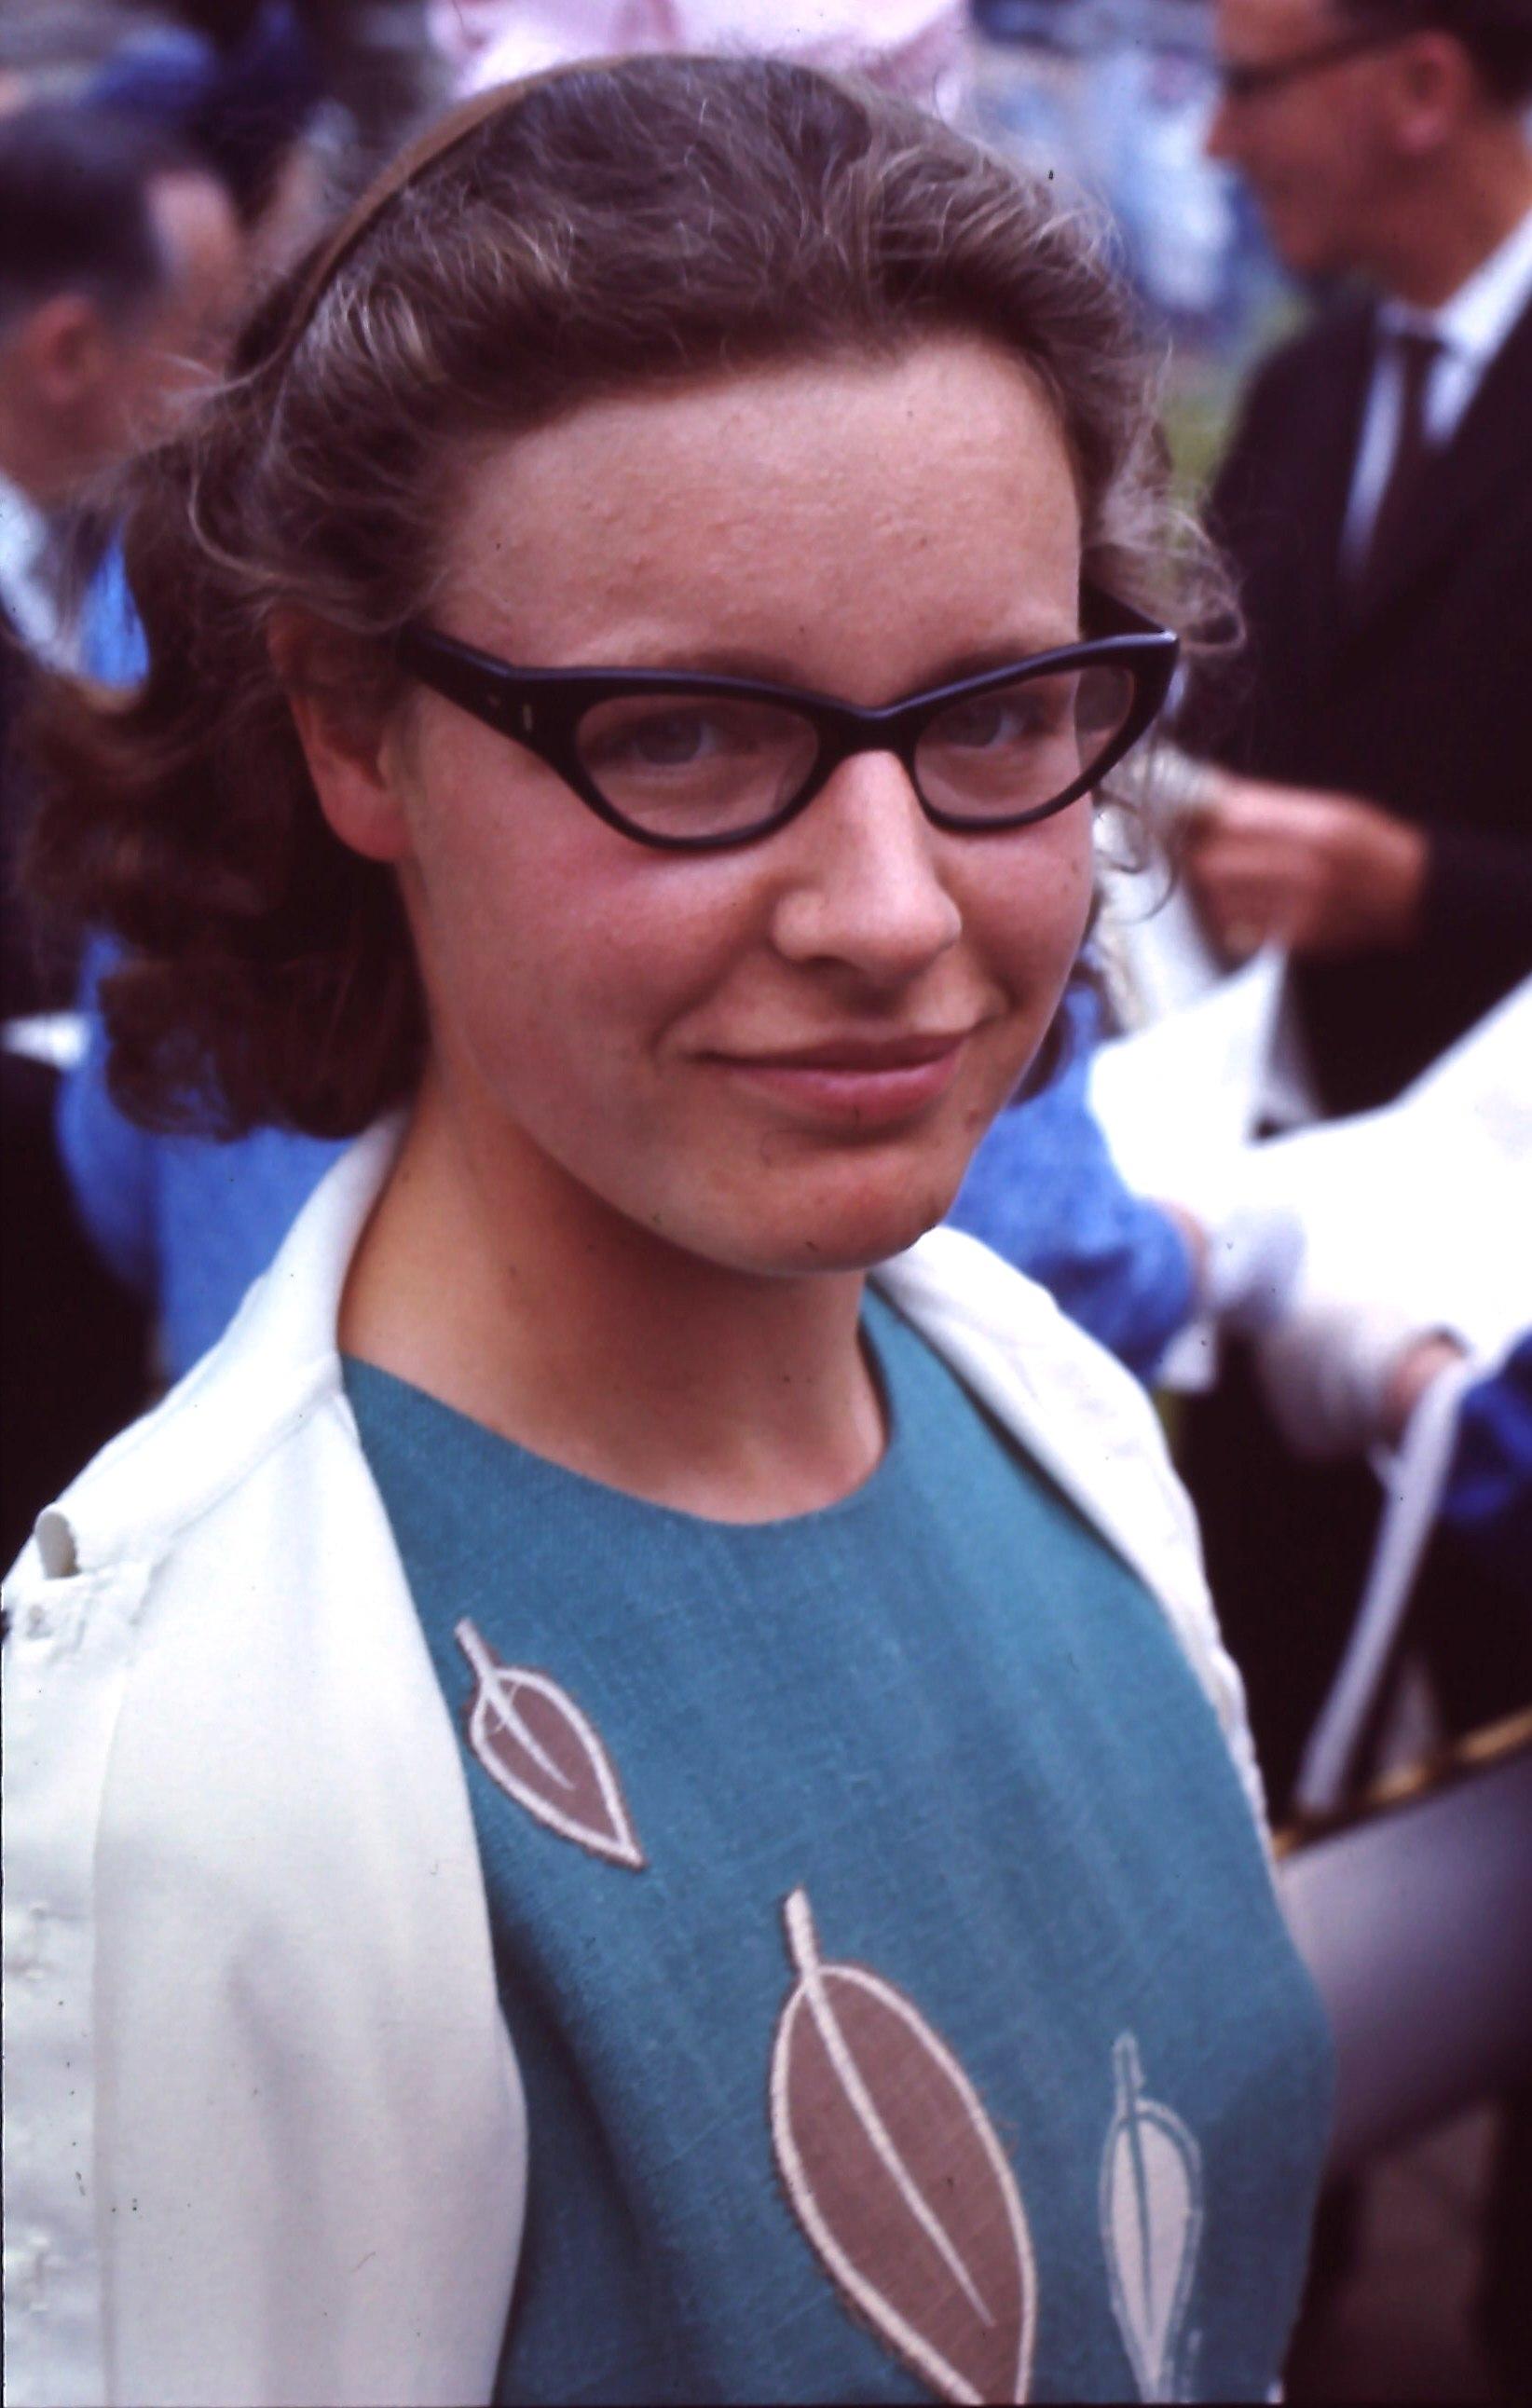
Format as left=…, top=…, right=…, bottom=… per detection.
left=1275, top=982, right=1532, bottom=1801
left=1087, top=943, right=1289, bottom=1213
left=1086, top=949, right=1291, bottom=1389
left=1224, top=977, right=1532, bottom=1361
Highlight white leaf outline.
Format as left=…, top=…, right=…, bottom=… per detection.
left=771, top=1888, right=1037, bottom=2406
left=455, top=1618, right=646, bottom=1869
left=1099, top=2032, right=1203, bottom=2402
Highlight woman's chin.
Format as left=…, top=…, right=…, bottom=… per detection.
left=717, top=1171, right=964, bottom=1279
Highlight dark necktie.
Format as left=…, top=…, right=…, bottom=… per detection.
left=1354, top=326, right=1442, bottom=607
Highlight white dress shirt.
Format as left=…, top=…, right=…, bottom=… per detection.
left=0, top=468, right=73, bottom=664
left=1342, top=198, right=1532, bottom=566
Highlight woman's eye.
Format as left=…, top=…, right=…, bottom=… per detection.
left=596, top=710, right=710, bottom=768
left=629, top=711, right=715, bottom=767
left=583, top=705, right=747, bottom=774
left=937, top=697, right=1043, bottom=749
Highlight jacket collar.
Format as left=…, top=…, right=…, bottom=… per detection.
left=1342, top=281, right=1532, bottom=642
left=37, top=1114, right=408, bottom=1576
left=1290, top=305, right=1377, bottom=676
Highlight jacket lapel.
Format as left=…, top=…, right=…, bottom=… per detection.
left=1294, top=305, right=1377, bottom=674
left=1342, top=286, right=1532, bottom=642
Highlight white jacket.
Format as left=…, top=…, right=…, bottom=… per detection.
left=3, top=1119, right=1261, bottom=2408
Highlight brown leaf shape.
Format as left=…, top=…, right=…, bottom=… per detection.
left=455, top=1618, right=645, bottom=1869
left=771, top=1889, right=1035, bottom=2404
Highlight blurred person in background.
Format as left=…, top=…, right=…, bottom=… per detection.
left=1, top=100, right=241, bottom=1564
left=176, top=1, right=445, bottom=173
left=17, top=2, right=353, bottom=1416
left=88, top=0, right=335, bottom=290
left=0, top=3, right=170, bottom=108
left=1171, top=12, right=1532, bottom=2375
left=0, top=103, right=240, bottom=701
left=1167, top=0, right=1532, bottom=1801
left=1183, top=0, right=1532, bottom=1113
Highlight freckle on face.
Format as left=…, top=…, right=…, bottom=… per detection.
left=394, top=335, right=1095, bottom=1279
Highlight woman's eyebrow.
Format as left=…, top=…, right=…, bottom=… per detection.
left=913, top=630, right=1083, bottom=688
left=545, top=626, right=1085, bottom=690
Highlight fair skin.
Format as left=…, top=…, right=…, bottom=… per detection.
left=1188, top=0, right=1532, bottom=961
left=0, top=167, right=241, bottom=508
left=290, top=336, right=1095, bottom=1522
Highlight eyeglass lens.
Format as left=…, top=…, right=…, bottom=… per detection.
left=573, top=663, right=1138, bottom=841
left=578, top=695, right=818, bottom=841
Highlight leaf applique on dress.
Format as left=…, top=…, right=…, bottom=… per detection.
left=770, top=1887, right=1037, bottom=2405
left=1098, top=2032, right=1204, bottom=2402
left=455, top=1618, right=645, bottom=1869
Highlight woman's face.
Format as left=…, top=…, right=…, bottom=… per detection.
left=383, top=334, right=1095, bottom=1277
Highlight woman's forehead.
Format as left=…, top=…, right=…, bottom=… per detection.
left=440, top=335, right=1083, bottom=673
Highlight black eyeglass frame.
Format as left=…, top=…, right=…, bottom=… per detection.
left=1214, top=23, right=1408, bottom=103
left=395, top=589, right=1179, bottom=853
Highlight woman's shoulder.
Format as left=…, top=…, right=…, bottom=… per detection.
left=877, top=1220, right=1173, bottom=1446
left=875, top=1225, right=1191, bottom=1577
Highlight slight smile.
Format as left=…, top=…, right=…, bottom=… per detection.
left=704, top=1032, right=976, bottom=1129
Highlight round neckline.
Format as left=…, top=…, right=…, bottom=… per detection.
left=341, top=1294, right=907, bottom=1535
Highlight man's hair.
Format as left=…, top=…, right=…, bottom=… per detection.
left=0, top=103, right=185, bottom=335
left=1336, top=0, right=1532, bottom=106
left=27, top=53, right=1216, bottom=1139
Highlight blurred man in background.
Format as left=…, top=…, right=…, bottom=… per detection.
left=1178, top=16, right=1532, bottom=2374
left=1177, top=0, right=1532, bottom=1780
left=1, top=101, right=240, bottom=1566
left=1183, top=0, right=1532, bottom=1118
left=1, top=110, right=240, bottom=659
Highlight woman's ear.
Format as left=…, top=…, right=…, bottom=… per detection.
left=270, top=610, right=412, bottom=863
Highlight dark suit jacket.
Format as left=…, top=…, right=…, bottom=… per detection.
left=1183, top=289, right=1532, bottom=1115
left=1, top=590, right=80, bottom=1019
left=1, top=597, right=150, bottom=1560
left=1, top=594, right=43, bottom=1020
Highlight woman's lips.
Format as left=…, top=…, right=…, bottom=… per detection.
left=705, top=1033, right=972, bottom=1129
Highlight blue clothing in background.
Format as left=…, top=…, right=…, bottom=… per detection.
left=1439, top=1335, right=1532, bottom=1581
left=345, top=1289, right=1330, bottom=2405
left=62, top=568, right=344, bottom=1377
left=951, top=984, right=1197, bottom=1381
left=79, top=540, right=146, bottom=686
left=57, top=959, right=344, bottom=1379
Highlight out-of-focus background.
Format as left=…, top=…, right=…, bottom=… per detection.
left=2, top=7, right=1527, bottom=2401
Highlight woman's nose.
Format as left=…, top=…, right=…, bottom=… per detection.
left=767, top=751, right=963, bottom=986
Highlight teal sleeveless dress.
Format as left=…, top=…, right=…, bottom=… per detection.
left=345, top=1290, right=1331, bottom=2403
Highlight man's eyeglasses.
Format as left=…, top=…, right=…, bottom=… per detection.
left=1214, top=23, right=1407, bottom=103
left=396, top=590, right=1179, bottom=853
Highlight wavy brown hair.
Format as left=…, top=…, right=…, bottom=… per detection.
left=26, top=51, right=1211, bottom=1137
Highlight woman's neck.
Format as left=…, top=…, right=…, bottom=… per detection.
left=339, top=1078, right=887, bottom=1523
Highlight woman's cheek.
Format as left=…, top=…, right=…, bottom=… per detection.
left=980, top=811, right=1095, bottom=988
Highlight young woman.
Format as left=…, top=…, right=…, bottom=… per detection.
left=4, top=57, right=1331, bottom=2408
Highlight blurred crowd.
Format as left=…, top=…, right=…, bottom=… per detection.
left=1, top=3, right=1528, bottom=2400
